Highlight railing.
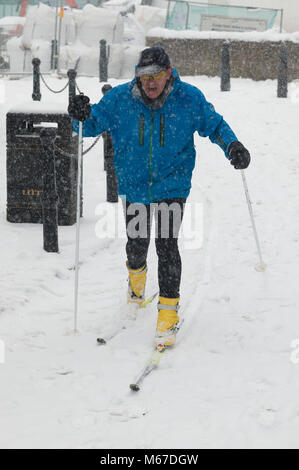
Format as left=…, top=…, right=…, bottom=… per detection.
left=165, top=1, right=284, bottom=33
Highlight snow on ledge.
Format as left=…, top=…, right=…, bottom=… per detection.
left=8, top=101, right=68, bottom=115
left=0, top=16, right=26, bottom=26
left=147, top=27, right=299, bottom=43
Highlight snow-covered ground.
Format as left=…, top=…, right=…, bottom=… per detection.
left=0, top=73, right=299, bottom=449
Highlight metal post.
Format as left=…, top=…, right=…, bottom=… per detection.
left=52, top=0, right=59, bottom=70
left=32, top=58, right=41, bottom=101
left=280, top=9, right=284, bottom=34
left=54, top=0, right=59, bottom=41
left=51, top=39, right=58, bottom=71
left=40, top=128, right=59, bottom=253
left=57, top=0, right=63, bottom=74
left=185, top=2, right=190, bottom=29
left=277, top=42, right=288, bottom=98
left=165, top=0, right=171, bottom=28
left=99, top=39, right=108, bottom=82
left=102, top=84, right=118, bottom=203
left=221, top=41, right=231, bottom=92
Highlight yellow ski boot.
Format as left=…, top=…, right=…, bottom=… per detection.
left=155, top=296, right=180, bottom=348
left=127, top=261, right=147, bottom=307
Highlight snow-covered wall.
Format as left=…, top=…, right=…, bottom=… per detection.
left=146, top=32, right=299, bottom=80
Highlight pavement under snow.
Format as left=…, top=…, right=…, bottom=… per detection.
left=0, top=73, right=299, bottom=449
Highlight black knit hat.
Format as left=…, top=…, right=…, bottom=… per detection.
left=136, top=46, right=171, bottom=77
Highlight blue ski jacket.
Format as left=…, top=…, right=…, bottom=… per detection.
left=73, top=69, right=237, bottom=204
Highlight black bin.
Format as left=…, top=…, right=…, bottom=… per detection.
left=6, top=109, right=79, bottom=226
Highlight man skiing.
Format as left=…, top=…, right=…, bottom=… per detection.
left=68, top=46, right=250, bottom=348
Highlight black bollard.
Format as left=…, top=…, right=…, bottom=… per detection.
left=40, top=128, right=59, bottom=253
left=102, top=84, right=118, bottom=203
left=67, top=69, right=77, bottom=107
left=32, top=58, right=41, bottom=101
left=99, top=40, right=108, bottom=82
left=102, top=83, right=112, bottom=96
left=51, top=39, right=58, bottom=70
left=277, top=43, right=288, bottom=98
left=220, top=42, right=231, bottom=92
left=102, top=84, right=112, bottom=173
left=67, top=71, right=83, bottom=216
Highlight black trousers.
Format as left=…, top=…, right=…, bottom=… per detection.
left=124, top=198, right=186, bottom=299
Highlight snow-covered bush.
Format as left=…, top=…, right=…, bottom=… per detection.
left=4, top=2, right=167, bottom=78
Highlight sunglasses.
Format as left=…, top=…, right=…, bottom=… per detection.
left=140, top=70, right=167, bottom=81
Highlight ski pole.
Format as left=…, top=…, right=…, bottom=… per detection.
left=241, top=170, right=266, bottom=272
left=72, top=121, right=83, bottom=333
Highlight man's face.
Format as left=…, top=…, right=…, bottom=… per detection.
left=140, top=67, right=173, bottom=100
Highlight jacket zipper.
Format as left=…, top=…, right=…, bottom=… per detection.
left=148, top=110, right=154, bottom=201
left=216, top=133, right=227, bottom=152
left=139, top=114, right=144, bottom=146
left=160, top=114, right=165, bottom=147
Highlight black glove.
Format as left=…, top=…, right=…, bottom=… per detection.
left=68, top=94, right=91, bottom=122
left=228, top=141, right=251, bottom=170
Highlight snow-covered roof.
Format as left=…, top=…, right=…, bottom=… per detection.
left=8, top=101, right=68, bottom=115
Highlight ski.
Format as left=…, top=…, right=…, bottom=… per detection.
left=129, top=319, right=184, bottom=392
left=130, top=345, right=165, bottom=392
left=96, top=292, right=158, bottom=345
